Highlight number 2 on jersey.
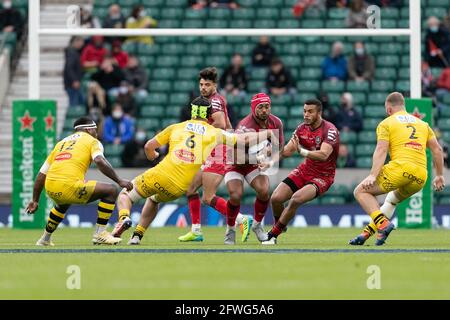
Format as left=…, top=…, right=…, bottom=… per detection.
left=406, top=125, right=418, bottom=139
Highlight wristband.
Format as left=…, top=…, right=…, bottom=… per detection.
left=299, top=148, right=309, bottom=157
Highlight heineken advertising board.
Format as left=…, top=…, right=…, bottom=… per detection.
left=12, top=100, right=56, bottom=229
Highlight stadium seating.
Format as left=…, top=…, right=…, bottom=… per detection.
left=83, top=0, right=450, bottom=205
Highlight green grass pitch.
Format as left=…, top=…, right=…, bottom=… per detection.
left=0, top=227, right=449, bottom=299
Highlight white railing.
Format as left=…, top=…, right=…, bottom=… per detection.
left=29, top=0, right=422, bottom=99
left=0, top=47, right=10, bottom=110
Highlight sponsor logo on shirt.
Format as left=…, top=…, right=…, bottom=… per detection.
left=396, top=115, right=418, bottom=123
left=186, top=122, right=206, bottom=135
left=404, top=141, right=423, bottom=151
left=55, top=152, right=72, bottom=161
left=175, top=149, right=196, bottom=162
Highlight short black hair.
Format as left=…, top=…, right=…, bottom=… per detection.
left=198, top=67, right=218, bottom=83
left=304, top=98, right=322, bottom=112
left=73, top=116, right=95, bottom=129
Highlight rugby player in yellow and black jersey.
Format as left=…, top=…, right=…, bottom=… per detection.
left=113, top=96, right=272, bottom=245
left=26, top=116, right=133, bottom=246
left=350, top=92, right=445, bottom=246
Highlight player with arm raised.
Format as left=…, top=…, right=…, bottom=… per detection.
left=349, top=92, right=445, bottom=246
left=26, top=116, right=133, bottom=246
left=261, top=99, right=339, bottom=245
left=113, top=97, right=271, bottom=244
left=223, top=93, right=284, bottom=244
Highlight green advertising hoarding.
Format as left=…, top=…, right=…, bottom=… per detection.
left=12, top=100, right=56, bottom=229
left=396, top=98, right=433, bottom=229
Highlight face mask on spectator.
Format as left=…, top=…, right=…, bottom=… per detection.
left=355, top=48, right=365, bottom=56
left=111, top=13, right=121, bottom=19
left=3, top=1, right=12, bottom=9
left=136, top=131, right=146, bottom=142
left=112, top=110, right=123, bottom=119
left=119, top=86, right=128, bottom=94
left=139, top=10, right=147, bottom=18
left=430, top=26, right=439, bottom=33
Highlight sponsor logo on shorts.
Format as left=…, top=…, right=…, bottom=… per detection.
left=403, top=172, right=424, bottom=184
left=312, top=178, right=326, bottom=187
left=77, top=186, right=87, bottom=199
left=47, top=191, right=62, bottom=198
left=55, top=152, right=72, bottom=161
left=154, top=182, right=173, bottom=198
left=404, top=141, right=423, bottom=151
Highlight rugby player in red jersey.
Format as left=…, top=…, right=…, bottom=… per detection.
left=223, top=93, right=284, bottom=244
left=178, top=67, right=250, bottom=242
left=261, top=99, right=339, bottom=244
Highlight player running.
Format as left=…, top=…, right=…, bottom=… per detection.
left=261, top=99, right=339, bottom=245
left=177, top=67, right=249, bottom=242
left=349, top=92, right=445, bottom=246
left=25, top=116, right=133, bottom=246
left=223, top=93, right=284, bottom=244
left=113, top=96, right=272, bottom=245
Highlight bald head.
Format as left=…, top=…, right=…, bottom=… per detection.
left=385, top=92, right=405, bottom=115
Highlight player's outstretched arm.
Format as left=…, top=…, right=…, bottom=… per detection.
left=144, top=138, right=161, bottom=161
left=26, top=171, right=47, bottom=214
left=94, top=155, right=133, bottom=191
left=427, top=136, right=445, bottom=191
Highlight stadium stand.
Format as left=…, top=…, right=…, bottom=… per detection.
left=2, top=0, right=449, bottom=204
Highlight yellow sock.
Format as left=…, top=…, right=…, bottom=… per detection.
left=133, top=224, right=147, bottom=239
left=363, top=222, right=377, bottom=235
left=97, top=200, right=115, bottom=226
left=369, top=210, right=388, bottom=228
left=119, top=209, right=130, bottom=222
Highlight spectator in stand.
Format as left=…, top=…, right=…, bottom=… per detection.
left=103, top=4, right=125, bottom=29
left=116, top=81, right=137, bottom=117
left=337, top=144, right=356, bottom=168
left=266, top=58, right=296, bottom=96
left=102, top=4, right=126, bottom=43
left=88, top=57, right=124, bottom=112
left=321, top=41, right=348, bottom=81
left=64, top=36, right=85, bottom=107
left=346, top=0, right=368, bottom=29
left=0, top=0, right=23, bottom=40
left=79, top=6, right=101, bottom=28
left=124, top=55, right=149, bottom=101
left=348, top=41, right=375, bottom=81
left=325, top=0, right=347, bottom=8
left=126, top=5, right=158, bottom=45
left=121, top=128, right=167, bottom=168
left=102, top=104, right=135, bottom=145
left=422, top=61, right=436, bottom=98
left=252, top=36, right=276, bottom=67
left=220, top=54, right=248, bottom=97
left=425, top=16, right=450, bottom=68
left=80, top=35, right=108, bottom=72
left=111, top=40, right=129, bottom=69
left=436, top=67, right=450, bottom=99
left=334, top=92, right=363, bottom=133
